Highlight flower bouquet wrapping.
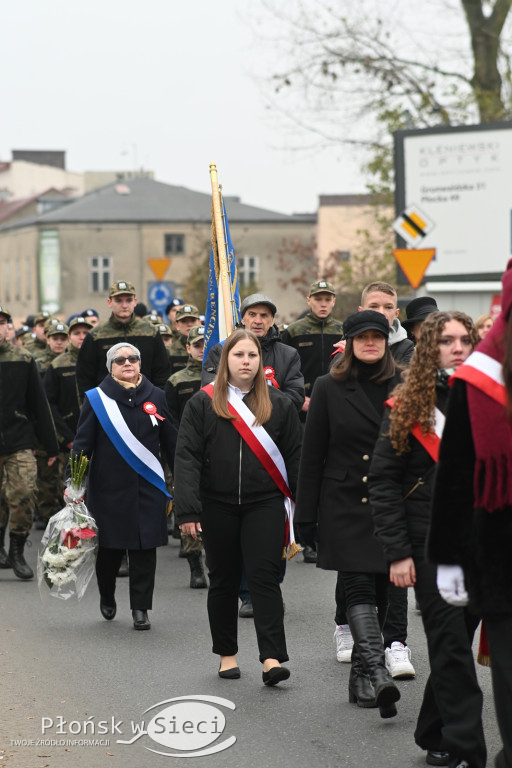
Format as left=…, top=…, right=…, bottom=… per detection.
left=38, top=452, right=98, bottom=601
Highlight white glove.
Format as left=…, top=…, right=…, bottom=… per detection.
left=437, top=565, right=469, bottom=606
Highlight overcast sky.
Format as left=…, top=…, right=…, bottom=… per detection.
left=0, top=0, right=371, bottom=215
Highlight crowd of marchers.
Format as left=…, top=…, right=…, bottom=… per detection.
left=0, top=271, right=509, bottom=768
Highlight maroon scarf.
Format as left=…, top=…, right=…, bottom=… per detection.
left=462, top=260, right=512, bottom=511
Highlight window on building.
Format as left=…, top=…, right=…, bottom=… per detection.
left=90, top=255, right=113, bottom=293
left=164, top=234, right=185, bottom=255
left=333, top=250, right=350, bottom=262
left=238, top=255, right=259, bottom=287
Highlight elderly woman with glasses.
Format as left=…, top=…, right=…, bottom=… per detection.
left=72, top=342, right=177, bottom=630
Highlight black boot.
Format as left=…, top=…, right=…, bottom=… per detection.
left=8, top=533, right=34, bottom=580
left=0, top=527, right=11, bottom=569
left=187, top=552, right=207, bottom=589
left=348, top=647, right=377, bottom=708
left=347, top=604, right=400, bottom=718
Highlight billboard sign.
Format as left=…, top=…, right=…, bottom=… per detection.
left=394, top=121, right=512, bottom=281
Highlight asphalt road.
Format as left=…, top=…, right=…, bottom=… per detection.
left=0, top=530, right=502, bottom=768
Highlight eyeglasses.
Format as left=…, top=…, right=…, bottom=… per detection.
left=112, top=355, right=140, bottom=365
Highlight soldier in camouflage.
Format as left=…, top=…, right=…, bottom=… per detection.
left=165, top=298, right=185, bottom=345
left=165, top=325, right=204, bottom=425
left=167, top=304, right=202, bottom=376
left=281, top=280, right=344, bottom=418
left=24, top=310, right=52, bottom=360
left=0, top=305, right=59, bottom=579
left=35, top=323, right=70, bottom=528
left=44, top=316, right=93, bottom=492
left=165, top=325, right=207, bottom=588
left=156, top=323, right=172, bottom=348
left=76, top=280, right=171, bottom=400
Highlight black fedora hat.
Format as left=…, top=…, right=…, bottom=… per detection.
left=403, top=296, right=438, bottom=331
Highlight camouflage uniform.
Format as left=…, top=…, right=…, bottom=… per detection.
left=44, top=341, right=83, bottom=492
left=167, top=334, right=189, bottom=376
left=24, top=335, right=46, bottom=361
left=0, top=326, right=58, bottom=578
left=167, top=305, right=202, bottom=377
left=280, top=310, right=344, bottom=406
left=165, top=357, right=203, bottom=425
left=35, top=325, right=69, bottom=526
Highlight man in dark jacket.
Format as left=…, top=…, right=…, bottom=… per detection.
left=76, top=280, right=170, bottom=400
left=0, top=306, right=59, bottom=579
left=201, top=293, right=305, bottom=411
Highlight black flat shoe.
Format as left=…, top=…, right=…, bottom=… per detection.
left=262, top=666, right=290, bottom=686
left=218, top=666, right=241, bottom=679
left=132, top=609, right=151, bottom=630
left=100, top=599, right=116, bottom=621
left=426, top=751, right=450, bottom=767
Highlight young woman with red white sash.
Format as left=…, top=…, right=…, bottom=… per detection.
left=174, top=330, right=302, bottom=685
left=368, top=311, right=486, bottom=768
left=428, top=260, right=512, bottom=768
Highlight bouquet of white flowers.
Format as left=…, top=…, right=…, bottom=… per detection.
left=38, top=452, right=98, bottom=601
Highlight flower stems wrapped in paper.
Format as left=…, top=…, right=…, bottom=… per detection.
left=38, top=451, right=98, bottom=601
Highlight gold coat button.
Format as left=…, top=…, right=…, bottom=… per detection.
left=361, top=497, right=368, bottom=503
left=362, top=454, right=370, bottom=461
left=362, top=476, right=368, bottom=483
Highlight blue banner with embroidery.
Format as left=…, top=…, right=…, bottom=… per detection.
left=86, top=387, right=171, bottom=498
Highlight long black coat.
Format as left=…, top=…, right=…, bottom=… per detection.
left=428, top=380, right=512, bottom=617
left=295, top=371, right=400, bottom=572
left=72, top=374, right=177, bottom=549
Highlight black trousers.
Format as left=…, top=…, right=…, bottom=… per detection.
left=339, top=571, right=389, bottom=617
left=335, top=571, right=408, bottom=645
left=201, top=496, right=288, bottom=663
left=413, top=554, right=486, bottom=767
left=96, top=547, right=157, bottom=610
left=486, top=615, right=512, bottom=768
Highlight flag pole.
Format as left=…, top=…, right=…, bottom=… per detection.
left=210, top=163, right=233, bottom=336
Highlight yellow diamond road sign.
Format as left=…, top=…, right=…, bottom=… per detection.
left=393, top=204, right=435, bottom=247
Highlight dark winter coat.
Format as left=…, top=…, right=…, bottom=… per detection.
left=428, top=379, right=512, bottom=617
left=72, top=374, right=177, bottom=549
left=368, top=380, right=448, bottom=563
left=294, top=369, right=401, bottom=572
left=0, top=341, right=59, bottom=456
left=76, top=313, right=171, bottom=399
left=173, top=386, right=302, bottom=524
left=201, top=325, right=305, bottom=411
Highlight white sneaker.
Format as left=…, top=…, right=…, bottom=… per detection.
left=385, top=642, right=416, bottom=679
left=333, top=624, right=353, bottom=663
